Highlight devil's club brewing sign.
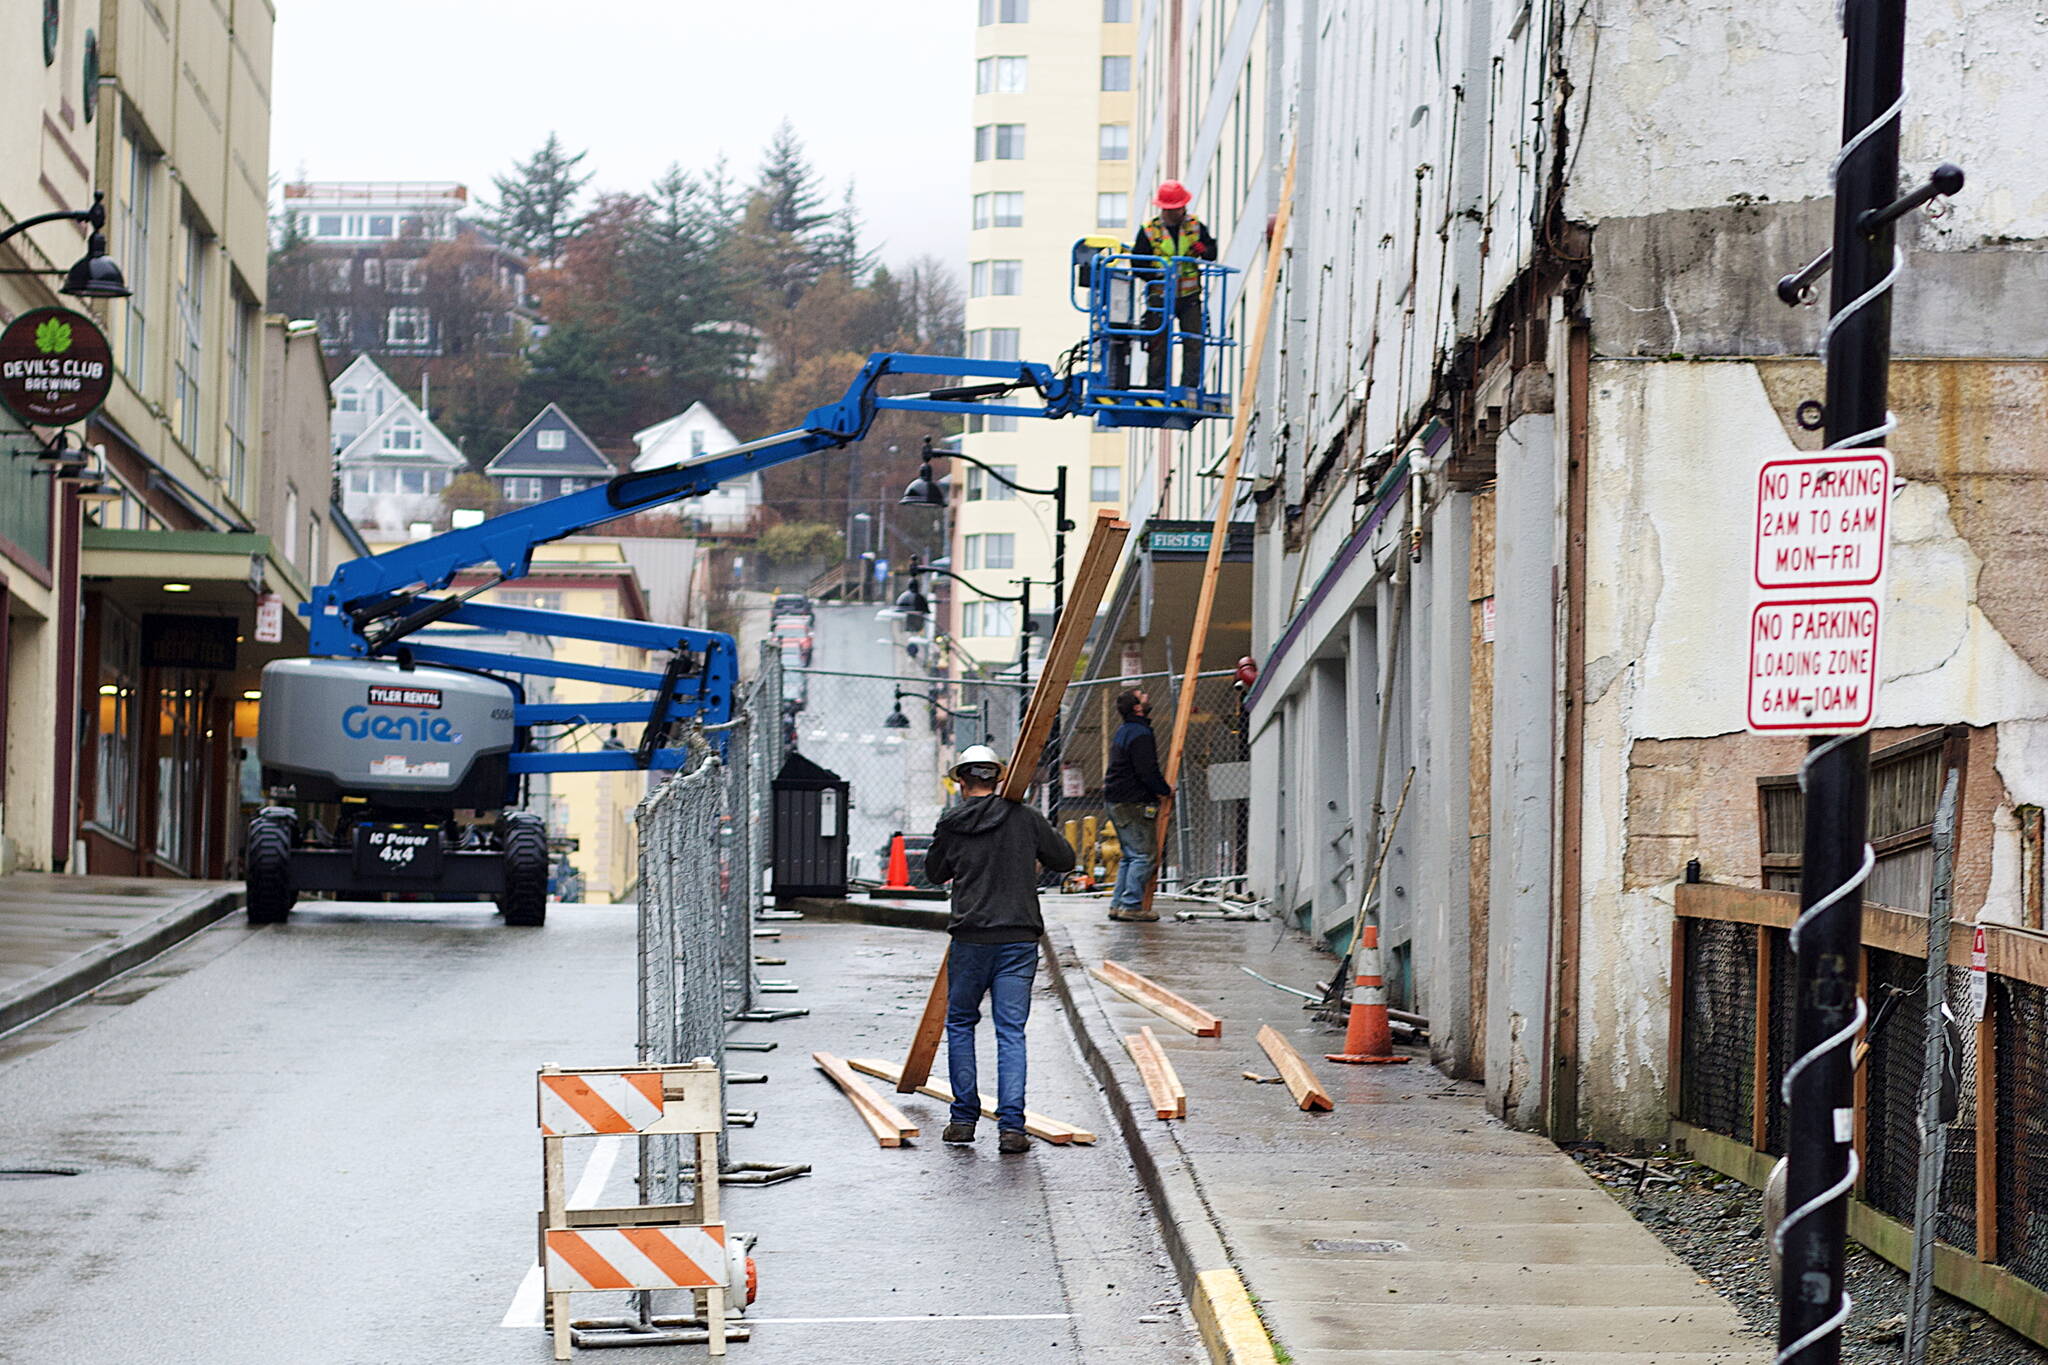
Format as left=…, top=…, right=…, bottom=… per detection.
left=1746, top=450, right=1892, bottom=733
left=0, top=307, right=113, bottom=427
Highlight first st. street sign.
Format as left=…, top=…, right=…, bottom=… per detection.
left=0, top=306, right=114, bottom=427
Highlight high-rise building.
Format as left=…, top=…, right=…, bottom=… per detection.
left=955, top=0, right=1138, bottom=670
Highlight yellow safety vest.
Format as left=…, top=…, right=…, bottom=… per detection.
left=1142, top=215, right=1205, bottom=295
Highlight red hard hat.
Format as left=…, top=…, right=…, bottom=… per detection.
left=1154, top=180, right=1191, bottom=210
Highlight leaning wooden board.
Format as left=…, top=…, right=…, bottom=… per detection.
left=896, top=950, right=951, bottom=1092
left=847, top=1057, right=1096, bottom=1144
left=1091, top=959, right=1224, bottom=1037
left=1001, top=510, right=1132, bottom=802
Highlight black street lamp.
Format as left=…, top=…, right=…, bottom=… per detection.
left=0, top=192, right=131, bottom=299
left=896, top=556, right=1045, bottom=678
left=900, top=435, right=1072, bottom=622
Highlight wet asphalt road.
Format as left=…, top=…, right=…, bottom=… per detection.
left=0, top=901, right=1201, bottom=1364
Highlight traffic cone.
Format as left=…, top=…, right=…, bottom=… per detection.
left=883, top=832, right=913, bottom=891
left=1326, top=925, right=1410, bottom=1065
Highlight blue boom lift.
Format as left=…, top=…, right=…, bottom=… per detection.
left=245, top=244, right=1234, bottom=925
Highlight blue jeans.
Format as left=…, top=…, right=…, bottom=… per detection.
left=1110, top=802, right=1157, bottom=909
left=945, top=939, right=1038, bottom=1131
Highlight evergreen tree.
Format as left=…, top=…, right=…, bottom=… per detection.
left=755, top=121, right=829, bottom=237
left=521, top=322, right=629, bottom=434
left=629, top=165, right=744, bottom=406
left=483, top=133, right=593, bottom=265
left=817, top=179, right=879, bottom=284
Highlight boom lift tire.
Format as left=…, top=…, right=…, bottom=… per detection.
left=497, top=812, right=548, bottom=926
left=245, top=814, right=298, bottom=925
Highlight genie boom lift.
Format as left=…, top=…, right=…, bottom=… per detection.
left=246, top=245, right=1235, bottom=925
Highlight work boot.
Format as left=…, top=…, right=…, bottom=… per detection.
left=1109, top=907, right=1160, bottom=922
left=942, top=1122, right=977, bottom=1144
left=998, top=1129, right=1030, bottom=1154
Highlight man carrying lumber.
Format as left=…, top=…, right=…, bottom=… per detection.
left=923, top=745, right=1076, bottom=1153
left=1104, top=688, right=1172, bottom=922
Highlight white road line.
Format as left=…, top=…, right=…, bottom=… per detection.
left=501, top=1135, right=625, bottom=1328
left=744, top=1313, right=1074, bottom=1324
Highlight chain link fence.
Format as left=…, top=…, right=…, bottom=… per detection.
left=1676, top=917, right=1755, bottom=1142
left=1049, top=670, right=1251, bottom=893
left=1996, top=975, right=2048, bottom=1292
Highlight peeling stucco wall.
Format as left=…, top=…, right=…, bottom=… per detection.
left=1578, top=358, right=2048, bottom=1139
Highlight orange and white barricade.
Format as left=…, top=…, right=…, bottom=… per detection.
left=537, top=1060, right=751, bottom=1359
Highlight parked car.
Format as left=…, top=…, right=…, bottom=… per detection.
left=771, top=592, right=814, bottom=622
left=872, top=832, right=939, bottom=889
left=771, top=617, right=814, bottom=665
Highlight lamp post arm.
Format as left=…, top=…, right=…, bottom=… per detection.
left=914, top=562, right=1030, bottom=603
left=924, top=446, right=1058, bottom=498
left=0, top=193, right=105, bottom=249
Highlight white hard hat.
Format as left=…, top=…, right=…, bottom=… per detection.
left=952, top=744, right=1004, bottom=778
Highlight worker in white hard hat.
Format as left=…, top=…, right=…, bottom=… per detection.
left=922, top=745, right=1077, bottom=1154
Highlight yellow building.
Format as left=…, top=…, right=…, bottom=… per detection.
left=956, top=0, right=1136, bottom=662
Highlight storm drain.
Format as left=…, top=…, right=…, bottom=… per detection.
left=1306, top=1238, right=1407, bottom=1254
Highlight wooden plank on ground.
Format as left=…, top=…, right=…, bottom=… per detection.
left=1001, top=510, right=1131, bottom=803
left=1124, top=1030, right=1182, bottom=1119
left=812, top=1051, right=919, bottom=1146
left=897, top=950, right=950, bottom=1092
left=846, top=1057, right=1096, bottom=1144
left=1092, top=958, right=1223, bottom=1037
left=1145, top=143, right=1300, bottom=912
left=1144, top=1026, right=1187, bottom=1117
left=1256, top=1024, right=1335, bottom=1112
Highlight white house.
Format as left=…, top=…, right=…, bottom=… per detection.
left=330, top=355, right=467, bottom=535
left=631, top=402, right=763, bottom=534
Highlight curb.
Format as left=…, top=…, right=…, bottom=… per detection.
left=0, top=884, right=245, bottom=1036
left=1041, top=927, right=1278, bottom=1365
left=782, top=896, right=949, bottom=933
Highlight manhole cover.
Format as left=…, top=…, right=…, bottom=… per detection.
left=0, top=1166, right=80, bottom=1180
left=1307, top=1238, right=1406, bottom=1254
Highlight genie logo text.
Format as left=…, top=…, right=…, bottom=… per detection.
left=342, top=706, right=463, bottom=743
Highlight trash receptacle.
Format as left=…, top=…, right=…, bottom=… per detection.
left=771, top=752, right=850, bottom=902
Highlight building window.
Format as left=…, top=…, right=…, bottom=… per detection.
left=961, top=600, right=1019, bottom=638
left=690, top=429, right=707, bottom=457
left=1101, top=56, right=1132, bottom=91
left=976, top=55, right=1029, bottom=94
left=154, top=672, right=209, bottom=871
left=967, top=327, right=1021, bottom=361
left=965, top=465, right=1018, bottom=502
left=121, top=137, right=155, bottom=382
left=325, top=258, right=351, bottom=292
left=1096, top=192, right=1130, bottom=229
left=385, top=422, right=419, bottom=452
left=975, top=124, right=1026, bottom=162
left=964, top=532, right=1015, bottom=570
left=362, top=258, right=382, bottom=286
left=224, top=299, right=254, bottom=505
left=346, top=469, right=370, bottom=494
left=973, top=192, right=1025, bottom=230
left=317, top=309, right=352, bottom=344
left=1758, top=728, right=1962, bottom=912
left=965, top=413, right=1020, bottom=434
left=388, top=259, right=422, bottom=294
left=1103, top=0, right=1132, bottom=19
left=537, top=429, right=567, bottom=451
left=367, top=215, right=394, bottom=237
left=969, top=259, right=1023, bottom=297
left=1099, top=123, right=1130, bottom=160
left=978, top=0, right=1028, bottom=21
left=315, top=214, right=343, bottom=237
left=172, top=218, right=209, bottom=452
left=338, top=387, right=361, bottom=413
left=387, top=306, right=430, bottom=346
left=1090, top=465, right=1122, bottom=503
left=502, top=477, right=545, bottom=503
left=92, top=611, right=140, bottom=840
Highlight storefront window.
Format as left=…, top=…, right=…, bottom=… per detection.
left=93, top=611, right=139, bottom=839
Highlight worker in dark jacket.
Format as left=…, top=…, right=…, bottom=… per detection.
left=1104, top=688, right=1173, bottom=921
left=1112, top=180, right=1218, bottom=394
left=923, top=745, right=1077, bottom=1153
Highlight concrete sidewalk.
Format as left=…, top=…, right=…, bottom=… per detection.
left=0, top=873, right=242, bottom=1034
left=1043, top=896, right=1768, bottom=1365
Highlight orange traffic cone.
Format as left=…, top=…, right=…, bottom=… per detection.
left=883, top=832, right=913, bottom=891
left=1326, top=925, right=1410, bottom=1065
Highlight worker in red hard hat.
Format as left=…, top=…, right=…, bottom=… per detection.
left=1112, top=180, right=1218, bottom=395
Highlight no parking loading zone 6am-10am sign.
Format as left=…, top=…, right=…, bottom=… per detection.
left=1746, top=448, right=1892, bottom=734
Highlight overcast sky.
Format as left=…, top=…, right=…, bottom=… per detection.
left=271, top=2, right=972, bottom=269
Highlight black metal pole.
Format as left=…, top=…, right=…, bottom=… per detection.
left=1052, top=464, right=1068, bottom=624
left=1778, top=2, right=1905, bottom=1360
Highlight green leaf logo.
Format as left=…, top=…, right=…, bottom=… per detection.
left=34, top=317, right=72, bottom=356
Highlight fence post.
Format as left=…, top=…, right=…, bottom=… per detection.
left=1905, top=770, right=1961, bottom=1364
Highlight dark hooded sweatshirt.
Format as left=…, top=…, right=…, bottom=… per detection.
left=923, top=795, right=1077, bottom=944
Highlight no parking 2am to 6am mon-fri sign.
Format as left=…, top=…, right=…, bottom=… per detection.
left=1746, top=448, right=1892, bottom=733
